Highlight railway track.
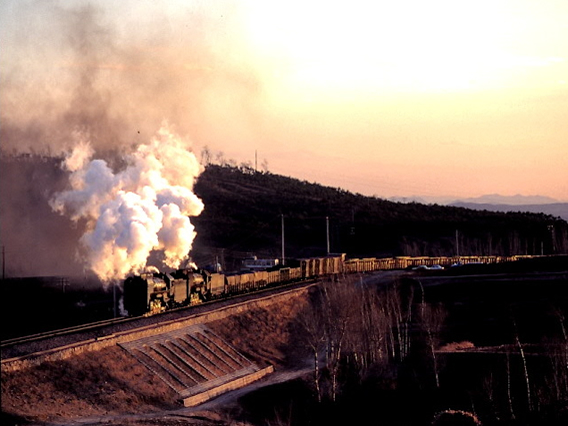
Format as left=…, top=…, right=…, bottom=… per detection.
left=6, top=256, right=560, bottom=351
left=0, top=316, right=137, bottom=349
left=1, top=278, right=319, bottom=362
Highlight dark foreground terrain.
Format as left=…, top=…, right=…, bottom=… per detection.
left=233, top=260, right=567, bottom=426
left=1, top=274, right=115, bottom=341
left=2, top=258, right=567, bottom=426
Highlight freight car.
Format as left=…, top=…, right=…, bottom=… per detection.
left=123, top=254, right=346, bottom=316
left=123, top=253, right=532, bottom=316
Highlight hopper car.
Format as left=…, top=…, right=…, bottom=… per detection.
left=123, top=253, right=532, bottom=316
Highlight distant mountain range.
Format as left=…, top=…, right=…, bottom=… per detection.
left=451, top=194, right=561, bottom=206
left=450, top=202, right=568, bottom=222
left=388, top=194, right=568, bottom=221
left=450, top=195, right=568, bottom=221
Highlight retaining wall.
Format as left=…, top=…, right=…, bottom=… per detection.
left=182, top=366, right=274, bottom=407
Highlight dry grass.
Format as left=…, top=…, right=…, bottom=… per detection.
left=438, top=341, right=475, bottom=352
left=1, top=293, right=308, bottom=425
left=1, top=346, right=179, bottom=423
left=208, top=295, right=309, bottom=368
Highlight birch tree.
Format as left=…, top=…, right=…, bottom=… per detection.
left=419, top=302, right=447, bottom=388
left=295, top=294, right=326, bottom=402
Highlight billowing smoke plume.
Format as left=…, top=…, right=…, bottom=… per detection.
left=0, top=1, right=262, bottom=278
left=50, top=124, right=204, bottom=281
left=0, top=1, right=262, bottom=157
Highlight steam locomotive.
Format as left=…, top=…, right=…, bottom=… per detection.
left=123, top=253, right=529, bottom=316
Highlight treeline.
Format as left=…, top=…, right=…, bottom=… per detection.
left=192, top=165, right=568, bottom=268
left=240, top=275, right=568, bottom=425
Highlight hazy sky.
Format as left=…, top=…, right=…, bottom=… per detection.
left=2, top=0, right=567, bottom=201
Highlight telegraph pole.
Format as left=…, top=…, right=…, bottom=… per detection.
left=455, top=229, right=460, bottom=257
left=326, top=216, right=330, bottom=255
left=281, top=214, right=285, bottom=266
left=548, top=225, right=556, bottom=254
left=114, top=280, right=119, bottom=318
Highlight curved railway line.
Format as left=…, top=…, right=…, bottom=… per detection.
left=123, top=254, right=547, bottom=317
left=0, top=317, right=133, bottom=349
left=1, top=278, right=319, bottom=363
left=3, top=254, right=565, bottom=363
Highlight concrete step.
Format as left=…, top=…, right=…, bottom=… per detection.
left=119, top=324, right=272, bottom=406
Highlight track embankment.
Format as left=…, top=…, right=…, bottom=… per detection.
left=2, top=281, right=312, bottom=425
left=1, top=283, right=313, bottom=373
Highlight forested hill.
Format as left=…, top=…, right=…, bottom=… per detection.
left=191, top=164, right=567, bottom=270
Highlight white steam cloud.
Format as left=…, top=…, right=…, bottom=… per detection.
left=50, top=124, right=204, bottom=282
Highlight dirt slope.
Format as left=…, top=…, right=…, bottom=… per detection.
left=1, top=293, right=308, bottom=425
left=1, top=346, right=178, bottom=424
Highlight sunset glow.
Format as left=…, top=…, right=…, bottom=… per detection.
left=1, top=0, right=567, bottom=201
left=243, top=0, right=567, bottom=95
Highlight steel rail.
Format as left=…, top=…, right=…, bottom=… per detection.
left=1, top=277, right=318, bottom=350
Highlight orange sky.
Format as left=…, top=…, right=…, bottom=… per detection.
left=1, top=0, right=567, bottom=201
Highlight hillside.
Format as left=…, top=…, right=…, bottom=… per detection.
left=1, top=155, right=566, bottom=277
left=191, top=165, right=568, bottom=270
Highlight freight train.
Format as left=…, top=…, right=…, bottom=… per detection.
left=123, top=254, right=533, bottom=316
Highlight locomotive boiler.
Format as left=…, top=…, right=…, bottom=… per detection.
left=123, top=267, right=225, bottom=316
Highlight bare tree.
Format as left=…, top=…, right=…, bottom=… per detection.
left=378, top=280, right=414, bottom=363
left=481, top=371, right=500, bottom=423
left=215, top=150, right=225, bottom=165
left=538, top=305, right=568, bottom=410
left=545, top=339, right=568, bottom=405
left=200, top=145, right=212, bottom=165
left=352, top=284, right=390, bottom=372
left=505, top=352, right=516, bottom=421
left=239, top=160, right=254, bottom=173
left=319, top=281, right=357, bottom=401
left=295, top=300, right=326, bottom=402
left=510, top=313, right=532, bottom=412
left=419, top=302, right=447, bottom=388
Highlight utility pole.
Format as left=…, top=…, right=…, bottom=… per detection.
left=326, top=216, right=330, bottom=255
left=455, top=229, right=460, bottom=257
left=281, top=214, right=285, bottom=266
left=255, top=150, right=258, bottom=172
left=113, top=281, right=117, bottom=318
left=548, top=225, right=556, bottom=254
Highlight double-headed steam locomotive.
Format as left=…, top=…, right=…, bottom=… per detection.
left=123, top=253, right=530, bottom=316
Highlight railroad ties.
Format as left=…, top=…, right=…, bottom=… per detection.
left=119, top=324, right=273, bottom=407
